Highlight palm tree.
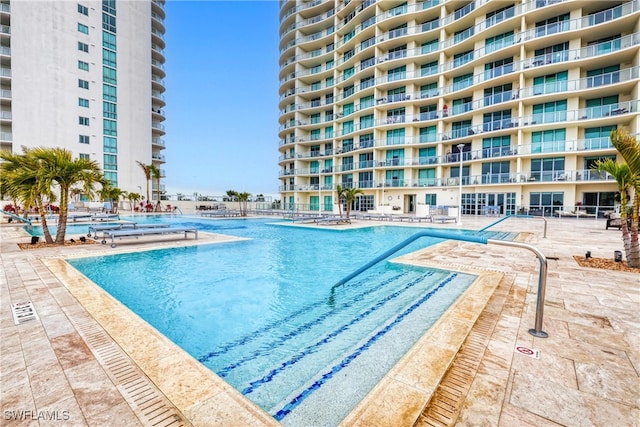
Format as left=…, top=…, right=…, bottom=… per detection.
left=593, top=159, right=634, bottom=265
left=137, top=161, right=152, bottom=203
left=608, top=129, right=640, bottom=267
left=341, top=186, right=363, bottom=218
left=30, top=147, right=104, bottom=244
left=98, top=183, right=124, bottom=214
left=148, top=164, right=163, bottom=211
left=335, top=185, right=345, bottom=217
left=125, top=192, right=142, bottom=212
left=237, top=192, right=251, bottom=216
left=0, top=148, right=56, bottom=244
left=225, top=190, right=238, bottom=203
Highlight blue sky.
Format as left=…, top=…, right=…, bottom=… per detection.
left=163, top=1, right=281, bottom=199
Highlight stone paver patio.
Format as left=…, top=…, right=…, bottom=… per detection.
left=1, top=214, right=638, bottom=426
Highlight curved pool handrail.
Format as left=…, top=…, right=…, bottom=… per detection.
left=331, top=229, right=548, bottom=338
left=0, top=209, right=33, bottom=229
left=479, top=214, right=547, bottom=238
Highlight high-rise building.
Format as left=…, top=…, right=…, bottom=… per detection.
left=0, top=0, right=167, bottom=198
left=278, top=0, right=639, bottom=217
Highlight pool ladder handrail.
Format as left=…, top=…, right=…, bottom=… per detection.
left=331, top=229, right=549, bottom=338
left=479, top=214, right=547, bottom=238
left=0, top=209, right=33, bottom=230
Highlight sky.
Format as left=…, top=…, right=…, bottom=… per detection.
left=162, top=1, right=281, bottom=199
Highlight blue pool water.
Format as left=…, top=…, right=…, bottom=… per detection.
left=64, top=217, right=500, bottom=424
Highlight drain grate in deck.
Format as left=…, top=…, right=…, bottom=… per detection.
left=415, top=311, right=499, bottom=426
left=71, top=315, right=191, bottom=426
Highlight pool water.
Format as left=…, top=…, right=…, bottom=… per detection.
left=66, top=217, right=489, bottom=424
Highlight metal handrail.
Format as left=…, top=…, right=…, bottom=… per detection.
left=0, top=209, right=32, bottom=229
left=331, top=229, right=548, bottom=338
left=479, top=214, right=547, bottom=238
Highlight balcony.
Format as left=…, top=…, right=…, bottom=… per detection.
left=152, top=137, right=165, bottom=147
left=0, top=110, right=11, bottom=121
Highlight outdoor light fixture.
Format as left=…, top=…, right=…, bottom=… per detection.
left=614, top=250, right=623, bottom=262
left=585, top=251, right=591, bottom=260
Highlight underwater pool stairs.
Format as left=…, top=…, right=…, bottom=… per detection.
left=195, top=265, right=464, bottom=425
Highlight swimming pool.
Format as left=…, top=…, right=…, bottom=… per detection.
left=66, top=218, right=485, bottom=424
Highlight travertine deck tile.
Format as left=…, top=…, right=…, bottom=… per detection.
left=1, top=215, right=638, bottom=426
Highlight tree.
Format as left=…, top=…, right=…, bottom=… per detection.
left=0, top=147, right=57, bottom=244
left=225, top=190, right=238, bottom=203
left=125, top=192, right=142, bottom=212
left=607, top=129, right=639, bottom=267
left=30, top=147, right=104, bottom=244
left=341, top=186, right=363, bottom=219
left=237, top=192, right=251, bottom=216
left=335, top=185, right=345, bottom=217
left=98, top=183, right=124, bottom=214
left=137, top=161, right=152, bottom=203
left=148, top=164, right=163, bottom=211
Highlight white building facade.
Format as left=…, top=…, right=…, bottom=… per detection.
left=278, top=0, right=639, bottom=217
left=0, top=0, right=166, bottom=198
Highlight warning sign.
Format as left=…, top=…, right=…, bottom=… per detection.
left=515, top=345, right=540, bottom=359
left=11, top=300, right=39, bottom=325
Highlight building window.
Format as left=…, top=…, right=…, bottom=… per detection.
left=484, top=57, right=514, bottom=79
left=360, top=114, right=374, bottom=129
left=532, top=129, right=565, bottom=153
left=102, top=0, right=116, bottom=15
left=79, top=135, right=90, bottom=144
left=533, top=71, right=568, bottom=95
left=360, top=75, right=374, bottom=89
left=584, top=126, right=616, bottom=150
left=453, top=73, right=474, bottom=91
left=78, top=23, right=89, bottom=34
left=532, top=100, right=567, bottom=124
left=419, top=147, right=437, bottom=165
left=483, top=109, right=512, bottom=131
left=103, top=119, right=117, bottom=136
left=78, top=79, right=89, bottom=89
left=453, top=50, right=473, bottom=68
left=420, top=126, right=437, bottom=143
left=103, top=84, right=116, bottom=101
left=486, top=5, right=515, bottom=27
left=104, top=154, right=117, bottom=170
left=102, top=14, right=116, bottom=33
left=535, top=13, right=569, bottom=37
left=104, top=136, right=117, bottom=153
left=103, top=66, right=117, bottom=84
left=102, top=50, right=116, bottom=67
left=534, top=42, right=569, bottom=66
left=482, top=136, right=511, bottom=157
left=387, top=65, right=406, bottom=82
left=481, top=161, right=510, bottom=183
left=78, top=4, right=89, bottom=15
left=531, top=157, right=565, bottom=182
left=529, top=192, right=564, bottom=216
left=79, top=153, right=90, bottom=160
left=421, top=39, right=439, bottom=54
left=103, top=101, right=117, bottom=119
left=386, top=128, right=405, bottom=145
left=485, top=31, right=514, bottom=53
left=79, top=116, right=90, bottom=126
left=78, top=42, right=89, bottom=52
left=359, top=95, right=374, bottom=109
left=102, top=32, right=116, bottom=50
left=420, top=61, right=438, bottom=77
left=78, top=60, right=89, bottom=71
left=78, top=98, right=89, bottom=107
